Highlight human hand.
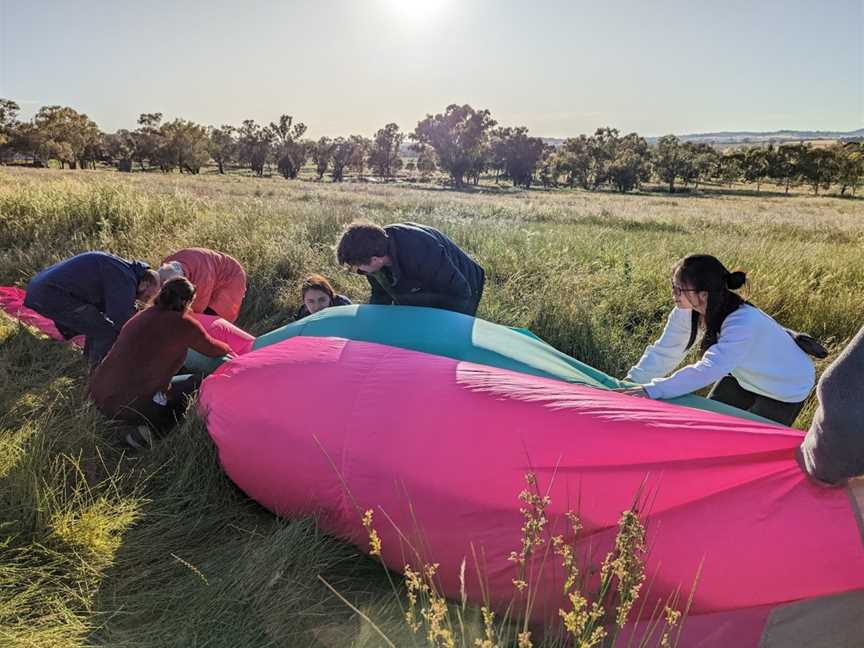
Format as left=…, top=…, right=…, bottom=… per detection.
left=613, top=386, right=650, bottom=398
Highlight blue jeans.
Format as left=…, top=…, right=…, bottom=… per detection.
left=23, top=284, right=120, bottom=365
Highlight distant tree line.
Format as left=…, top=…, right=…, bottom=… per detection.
left=0, top=98, right=862, bottom=196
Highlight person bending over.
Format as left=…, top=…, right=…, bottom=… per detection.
left=336, top=221, right=485, bottom=316
left=618, top=254, right=815, bottom=426
left=799, top=326, right=864, bottom=485
left=159, top=247, right=247, bottom=323
left=295, top=274, right=352, bottom=320
left=89, top=277, right=234, bottom=448
left=24, top=251, right=160, bottom=365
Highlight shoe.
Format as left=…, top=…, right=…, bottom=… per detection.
left=125, top=425, right=154, bottom=450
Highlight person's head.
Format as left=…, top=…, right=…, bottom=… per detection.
left=336, top=221, right=390, bottom=274
left=157, top=261, right=184, bottom=284
left=136, top=269, right=161, bottom=304
left=672, top=254, right=747, bottom=352
left=154, top=277, right=196, bottom=312
left=301, top=274, right=337, bottom=314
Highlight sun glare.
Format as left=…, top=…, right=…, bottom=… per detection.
left=385, top=0, right=449, bottom=23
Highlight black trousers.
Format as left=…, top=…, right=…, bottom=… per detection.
left=115, top=374, right=202, bottom=434
left=24, top=284, right=119, bottom=365
left=708, top=375, right=806, bottom=426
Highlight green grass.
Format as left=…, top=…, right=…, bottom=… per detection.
left=1, top=167, right=862, bottom=646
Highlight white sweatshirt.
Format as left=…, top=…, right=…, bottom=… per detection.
left=626, top=305, right=815, bottom=403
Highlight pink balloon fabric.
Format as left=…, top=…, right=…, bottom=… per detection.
left=199, top=336, right=864, bottom=645
left=190, top=313, right=254, bottom=355
left=0, top=285, right=84, bottom=345
left=0, top=287, right=252, bottom=356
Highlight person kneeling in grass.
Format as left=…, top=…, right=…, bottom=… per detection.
left=617, top=254, right=816, bottom=426
left=24, top=251, right=161, bottom=365
left=89, top=277, right=235, bottom=448
left=798, top=325, right=864, bottom=485
left=336, top=221, right=485, bottom=316
left=294, top=274, right=352, bottom=320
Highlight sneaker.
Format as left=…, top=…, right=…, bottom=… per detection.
left=125, top=425, right=154, bottom=450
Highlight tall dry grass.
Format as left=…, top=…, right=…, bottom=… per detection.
left=1, top=167, right=862, bottom=646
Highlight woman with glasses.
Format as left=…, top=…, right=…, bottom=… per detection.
left=618, top=254, right=815, bottom=425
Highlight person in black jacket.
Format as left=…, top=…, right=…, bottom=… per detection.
left=294, top=274, right=352, bottom=320
left=23, top=251, right=161, bottom=364
left=336, top=221, right=485, bottom=316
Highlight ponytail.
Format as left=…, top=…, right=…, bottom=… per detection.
left=155, top=277, right=196, bottom=312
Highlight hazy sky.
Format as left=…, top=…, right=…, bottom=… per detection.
left=1, top=0, right=861, bottom=138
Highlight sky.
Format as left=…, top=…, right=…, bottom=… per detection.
left=1, top=0, right=862, bottom=138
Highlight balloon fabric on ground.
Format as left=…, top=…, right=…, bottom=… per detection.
left=200, top=328, right=864, bottom=647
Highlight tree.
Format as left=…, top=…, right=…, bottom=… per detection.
left=236, top=120, right=272, bottom=177
left=269, top=115, right=308, bottom=179
left=585, top=127, right=621, bottom=189
left=537, top=144, right=558, bottom=189
left=490, top=126, right=545, bottom=188
left=415, top=145, right=436, bottom=178
left=688, top=143, right=719, bottom=191
left=767, top=144, right=804, bottom=194
left=554, top=135, right=592, bottom=189
left=607, top=133, right=651, bottom=193
left=102, top=130, right=135, bottom=170
left=741, top=147, right=770, bottom=193
left=798, top=145, right=838, bottom=195
left=208, top=125, right=236, bottom=174
left=32, top=105, right=101, bottom=169
left=653, top=135, right=687, bottom=193
left=311, top=137, right=335, bottom=180
left=330, top=137, right=356, bottom=182
left=368, top=123, right=403, bottom=179
left=833, top=143, right=864, bottom=196
left=412, top=104, right=496, bottom=187
left=718, top=151, right=743, bottom=188
left=156, top=119, right=210, bottom=174
left=132, top=112, right=164, bottom=170
left=0, top=98, right=20, bottom=161
left=348, top=134, right=371, bottom=179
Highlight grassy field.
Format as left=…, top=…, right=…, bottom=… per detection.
left=1, top=167, right=863, bottom=647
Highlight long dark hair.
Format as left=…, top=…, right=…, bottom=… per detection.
left=675, top=255, right=748, bottom=354
left=155, top=277, right=196, bottom=312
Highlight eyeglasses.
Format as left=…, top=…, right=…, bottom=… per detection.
left=671, top=283, right=700, bottom=295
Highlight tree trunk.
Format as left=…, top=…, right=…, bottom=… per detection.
left=217, top=159, right=225, bottom=174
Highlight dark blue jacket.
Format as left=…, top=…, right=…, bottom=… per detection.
left=367, top=223, right=485, bottom=315
left=26, top=252, right=152, bottom=329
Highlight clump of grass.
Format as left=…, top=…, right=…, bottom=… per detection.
left=351, top=473, right=685, bottom=648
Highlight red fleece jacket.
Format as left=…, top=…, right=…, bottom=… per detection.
left=90, top=307, right=231, bottom=416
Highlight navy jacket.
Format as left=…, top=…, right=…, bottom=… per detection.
left=26, top=252, right=152, bottom=330
left=367, top=223, right=485, bottom=315
left=294, top=294, right=352, bottom=320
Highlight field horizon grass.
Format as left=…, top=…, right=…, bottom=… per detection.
left=1, top=167, right=863, bottom=646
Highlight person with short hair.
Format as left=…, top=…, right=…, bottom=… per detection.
left=619, top=254, right=816, bottom=426
left=89, top=277, right=235, bottom=448
left=336, top=221, right=485, bottom=316
left=295, top=274, right=352, bottom=320
left=159, top=248, right=247, bottom=323
left=23, top=251, right=160, bottom=365
left=799, top=326, right=864, bottom=485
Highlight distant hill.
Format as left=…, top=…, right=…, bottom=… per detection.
left=543, top=128, right=864, bottom=148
